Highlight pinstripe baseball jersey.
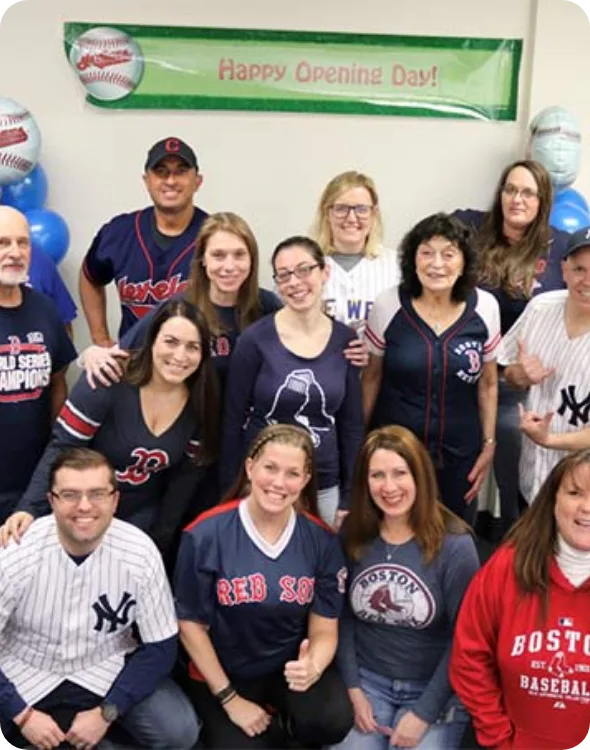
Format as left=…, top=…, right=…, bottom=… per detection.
left=19, top=375, right=201, bottom=533
left=323, top=246, right=400, bottom=335
left=82, top=207, right=208, bottom=337
left=366, top=285, right=501, bottom=467
left=0, top=515, right=177, bottom=706
left=498, top=290, right=590, bottom=502
left=175, top=500, right=347, bottom=680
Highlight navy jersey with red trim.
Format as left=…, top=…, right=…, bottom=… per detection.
left=175, top=500, right=347, bottom=679
left=365, top=286, right=500, bottom=467
left=82, top=207, right=208, bottom=337
left=19, top=375, right=201, bottom=539
left=453, top=209, right=567, bottom=334
left=0, top=287, right=77, bottom=497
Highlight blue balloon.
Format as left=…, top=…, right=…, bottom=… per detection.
left=25, top=209, right=70, bottom=264
left=1, top=165, right=48, bottom=212
left=554, top=186, right=590, bottom=215
left=549, top=201, right=590, bottom=234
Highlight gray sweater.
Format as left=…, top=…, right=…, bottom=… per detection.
left=338, top=532, right=479, bottom=724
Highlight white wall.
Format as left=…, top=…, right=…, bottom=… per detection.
left=0, top=0, right=543, bottom=347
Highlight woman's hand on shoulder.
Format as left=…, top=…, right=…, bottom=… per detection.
left=0, top=511, right=34, bottom=547
left=80, top=345, right=129, bottom=390
left=343, top=338, right=368, bottom=368
left=348, top=687, right=378, bottom=734
left=223, top=695, right=271, bottom=738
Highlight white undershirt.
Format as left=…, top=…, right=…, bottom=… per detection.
left=556, top=534, right=590, bottom=587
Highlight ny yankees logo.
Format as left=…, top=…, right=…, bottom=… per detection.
left=92, top=591, right=136, bottom=633
left=116, top=447, right=169, bottom=485
left=557, top=385, right=590, bottom=427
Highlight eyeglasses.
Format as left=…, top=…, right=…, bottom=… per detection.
left=502, top=184, right=539, bottom=201
left=273, top=263, right=320, bottom=285
left=330, top=204, right=374, bottom=219
left=50, top=489, right=116, bottom=504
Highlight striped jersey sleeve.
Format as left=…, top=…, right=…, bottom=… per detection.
left=18, top=376, right=114, bottom=516
left=475, top=288, right=502, bottom=362
left=364, top=286, right=402, bottom=357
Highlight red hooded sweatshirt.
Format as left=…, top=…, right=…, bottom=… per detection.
left=450, top=544, right=590, bottom=749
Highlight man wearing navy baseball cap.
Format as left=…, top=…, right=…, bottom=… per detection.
left=79, top=136, right=208, bottom=343
left=497, top=222, right=590, bottom=509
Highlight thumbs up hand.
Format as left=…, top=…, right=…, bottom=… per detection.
left=284, top=638, right=322, bottom=692
left=517, top=338, right=555, bottom=385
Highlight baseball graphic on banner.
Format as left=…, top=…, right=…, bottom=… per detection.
left=0, top=98, right=41, bottom=186
left=68, top=26, right=144, bottom=102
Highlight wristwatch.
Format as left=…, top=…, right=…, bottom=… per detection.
left=99, top=701, right=119, bottom=723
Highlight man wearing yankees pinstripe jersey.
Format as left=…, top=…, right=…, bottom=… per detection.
left=499, top=227, right=590, bottom=505
left=0, top=448, right=200, bottom=750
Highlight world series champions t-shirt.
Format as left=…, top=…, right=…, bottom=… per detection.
left=0, top=287, right=76, bottom=499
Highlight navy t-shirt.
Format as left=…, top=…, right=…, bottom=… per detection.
left=19, top=377, right=202, bottom=543
left=175, top=499, right=346, bottom=679
left=453, top=209, right=568, bottom=334
left=121, top=289, right=282, bottom=395
left=0, top=287, right=76, bottom=496
left=221, top=314, right=364, bottom=505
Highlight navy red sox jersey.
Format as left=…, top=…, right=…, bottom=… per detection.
left=19, top=376, right=201, bottom=535
left=0, top=516, right=177, bottom=706
left=83, top=206, right=208, bottom=337
left=175, top=500, right=347, bottom=680
left=220, top=314, right=364, bottom=504
left=366, top=286, right=501, bottom=467
left=0, top=287, right=76, bottom=497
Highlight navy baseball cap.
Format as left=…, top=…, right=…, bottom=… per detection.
left=145, top=137, right=198, bottom=171
left=564, top=226, right=590, bottom=259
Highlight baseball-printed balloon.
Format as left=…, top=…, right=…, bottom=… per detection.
left=68, top=26, right=144, bottom=102
left=0, top=98, right=41, bottom=186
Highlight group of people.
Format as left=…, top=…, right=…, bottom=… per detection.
left=0, top=133, right=589, bottom=750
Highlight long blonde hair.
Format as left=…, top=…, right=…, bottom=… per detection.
left=312, top=171, right=383, bottom=259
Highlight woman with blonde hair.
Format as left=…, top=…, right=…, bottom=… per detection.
left=332, top=425, right=479, bottom=750
left=312, top=171, right=400, bottom=335
left=175, top=423, right=353, bottom=748
left=451, top=448, right=590, bottom=750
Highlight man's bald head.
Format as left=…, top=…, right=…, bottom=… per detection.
left=0, top=205, right=30, bottom=287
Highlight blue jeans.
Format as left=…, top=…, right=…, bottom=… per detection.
left=330, top=667, right=469, bottom=750
left=318, top=485, right=339, bottom=526
left=116, top=677, right=200, bottom=749
left=494, top=379, right=527, bottom=535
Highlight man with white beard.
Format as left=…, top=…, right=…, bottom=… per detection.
left=0, top=206, right=76, bottom=521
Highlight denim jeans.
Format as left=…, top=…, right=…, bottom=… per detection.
left=494, top=379, right=528, bottom=536
left=330, top=667, right=469, bottom=750
left=318, top=485, right=339, bottom=526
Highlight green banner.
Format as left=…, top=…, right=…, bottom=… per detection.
left=63, top=23, right=523, bottom=121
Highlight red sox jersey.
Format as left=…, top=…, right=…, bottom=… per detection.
left=19, top=376, right=201, bottom=537
left=0, top=516, right=177, bottom=706
left=175, top=500, right=347, bottom=680
left=82, top=206, right=208, bottom=337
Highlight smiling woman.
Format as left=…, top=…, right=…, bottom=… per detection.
left=0, top=298, right=220, bottom=560
left=220, top=236, right=365, bottom=527
left=363, top=213, right=500, bottom=524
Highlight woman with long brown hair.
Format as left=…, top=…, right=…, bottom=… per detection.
left=454, top=159, right=569, bottom=533
left=450, top=448, right=590, bottom=750
left=175, top=424, right=353, bottom=748
left=332, top=425, right=479, bottom=750
left=0, top=298, right=219, bottom=557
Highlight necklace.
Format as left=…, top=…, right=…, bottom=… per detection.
left=386, top=543, right=397, bottom=562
